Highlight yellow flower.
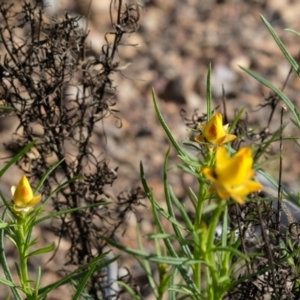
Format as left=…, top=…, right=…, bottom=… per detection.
left=202, top=147, right=263, bottom=204
left=11, top=176, right=42, bottom=214
left=195, top=113, right=236, bottom=146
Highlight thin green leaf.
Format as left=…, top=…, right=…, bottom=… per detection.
left=229, top=107, right=245, bottom=134
left=202, top=203, right=219, bottom=214
left=206, top=64, right=212, bottom=120
left=0, top=106, right=14, bottom=111
left=0, top=190, right=12, bottom=212
left=72, top=255, right=103, bottom=300
left=177, top=155, right=202, bottom=168
left=159, top=273, right=173, bottom=297
left=285, top=28, right=300, bottom=38
left=140, top=165, right=184, bottom=228
left=240, top=66, right=300, bottom=129
left=101, top=235, right=205, bottom=266
left=42, top=175, right=83, bottom=204
left=170, top=189, right=194, bottom=233
left=28, top=237, right=39, bottom=248
left=137, top=256, right=159, bottom=298
left=140, top=161, right=202, bottom=299
left=152, top=89, right=194, bottom=159
left=147, top=233, right=178, bottom=239
left=27, top=243, right=55, bottom=258
left=136, top=225, right=158, bottom=298
left=146, top=232, right=193, bottom=246
left=0, top=222, right=8, bottom=229
left=35, top=267, right=42, bottom=299
left=256, top=153, right=280, bottom=169
left=163, top=148, right=192, bottom=256
left=214, top=246, right=250, bottom=261
left=261, top=15, right=300, bottom=75
left=169, top=285, right=199, bottom=297
left=34, top=159, right=65, bottom=194
left=254, top=126, right=283, bottom=163
left=188, top=187, right=198, bottom=209
left=33, top=202, right=109, bottom=226
left=38, top=252, right=115, bottom=297
left=221, top=206, right=228, bottom=248
left=182, top=141, right=203, bottom=156
left=116, top=281, right=142, bottom=300
left=0, top=140, right=36, bottom=178
left=0, top=277, right=17, bottom=287
left=257, top=169, right=291, bottom=199
left=0, top=210, right=22, bottom=299
left=176, top=164, right=200, bottom=178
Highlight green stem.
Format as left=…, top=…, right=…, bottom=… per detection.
left=206, top=200, right=226, bottom=300
left=194, top=177, right=207, bottom=292
left=16, top=218, right=32, bottom=297
left=194, top=149, right=214, bottom=292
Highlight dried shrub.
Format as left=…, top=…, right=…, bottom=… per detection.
left=0, top=0, right=143, bottom=298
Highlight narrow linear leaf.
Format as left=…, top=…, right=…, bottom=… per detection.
left=38, top=252, right=115, bottom=297
left=0, top=277, right=17, bottom=287
left=285, top=28, right=300, bottom=38
left=254, top=125, right=284, bottom=163
left=152, top=89, right=195, bottom=160
left=34, top=267, right=42, bottom=299
left=116, top=281, right=142, bottom=300
left=101, top=235, right=205, bottom=265
left=0, top=210, right=22, bottom=299
left=240, top=66, right=300, bottom=129
left=42, top=175, right=83, bottom=204
left=0, top=106, right=14, bottom=111
left=136, top=225, right=158, bottom=298
left=0, top=140, right=36, bottom=178
left=229, top=107, right=245, bottom=134
left=177, top=155, right=202, bottom=168
left=140, top=162, right=184, bottom=229
left=0, top=190, right=12, bottom=212
left=0, top=222, right=8, bottom=229
left=35, top=159, right=65, bottom=194
left=140, top=161, right=202, bottom=299
left=33, top=202, right=109, bottom=226
left=72, top=256, right=103, bottom=300
left=206, top=64, right=212, bottom=120
left=27, top=242, right=56, bottom=258
left=214, top=246, right=251, bottom=261
left=170, top=188, right=194, bottom=233
left=260, top=15, right=300, bottom=75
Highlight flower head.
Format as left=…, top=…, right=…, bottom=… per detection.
left=195, top=113, right=236, bottom=146
left=202, top=147, right=262, bottom=204
left=11, top=176, right=42, bottom=214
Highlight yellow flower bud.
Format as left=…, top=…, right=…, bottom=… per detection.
left=11, top=176, right=42, bottom=214
left=195, top=113, right=236, bottom=146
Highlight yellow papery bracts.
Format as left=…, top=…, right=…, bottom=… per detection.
left=195, top=113, right=236, bottom=146
left=11, top=176, right=42, bottom=214
left=202, top=147, right=263, bottom=204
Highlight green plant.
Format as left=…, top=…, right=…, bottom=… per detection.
left=102, top=16, right=300, bottom=298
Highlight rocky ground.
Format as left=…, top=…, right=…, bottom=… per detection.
left=1, top=0, right=300, bottom=299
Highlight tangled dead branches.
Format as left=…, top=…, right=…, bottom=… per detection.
left=0, top=0, right=143, bottom=298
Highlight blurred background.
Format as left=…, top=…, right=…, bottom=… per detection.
left=1, top=0, right=300, bottom=196
left=1, top=0, right=300, bottom=298
left=38, top=0, right=300, bottom=192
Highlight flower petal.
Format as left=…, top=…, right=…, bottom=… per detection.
left=27, top=194, right=43, bottom=207
left=202, top=167, right=218, bottom=183
left=216, top=148, right=254, bottom=186
left=12, top=176, right=42, bottom=213
left=203, top=146, right=263, bottom=204
left=195, top=113, right=236, bottom=146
